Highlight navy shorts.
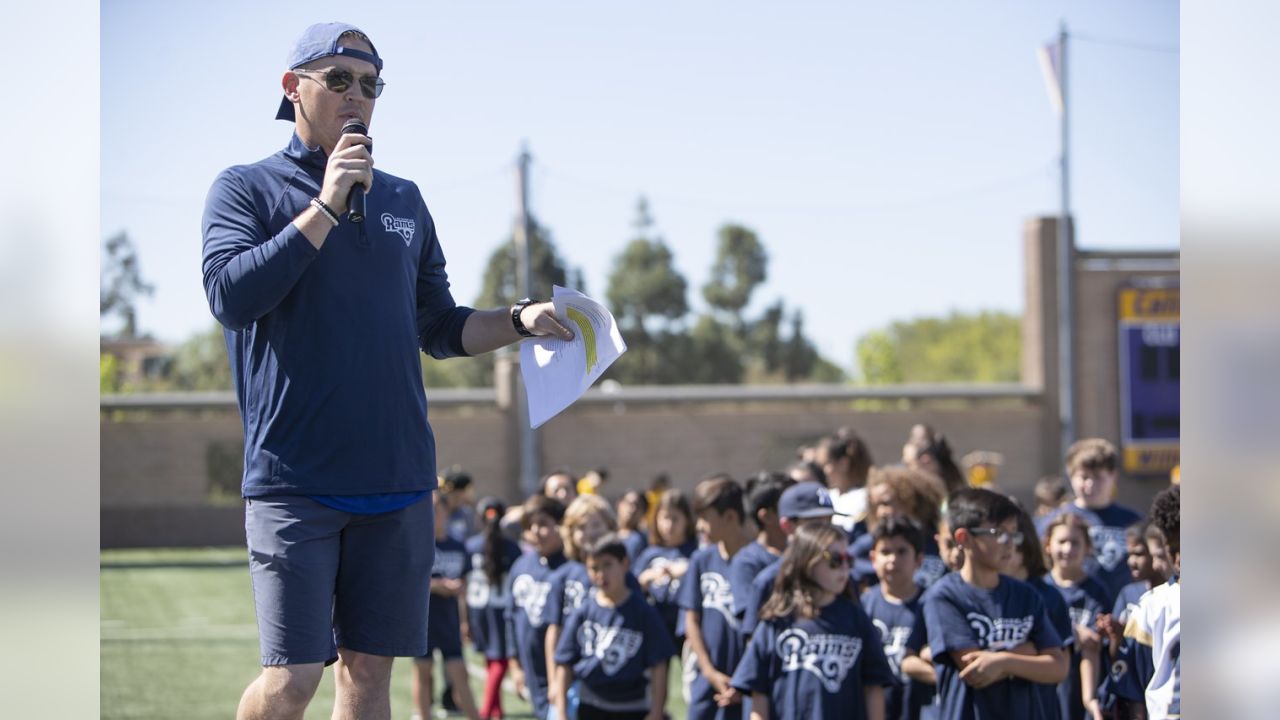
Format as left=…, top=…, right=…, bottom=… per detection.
left=245, top=494, right=435, bottom=666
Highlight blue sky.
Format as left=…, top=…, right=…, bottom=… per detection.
left=101, top=0, right=1178, bottom=374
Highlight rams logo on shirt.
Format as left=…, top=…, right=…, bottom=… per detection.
left=1091, top=526, right=1129, bottom=572
left=872, top=619, right=914, bottom=679
left=512, top=574, right=552, bottom=627
left=1069, top=606, right=1096, bottom=630
left=776, top=628, right=862, bottom=693
left=432, top=550, right=466, bottom=579
left=579, top=621, right=644, bottom=676
left=700, top=572, right=738, bottom=627
left=563, top=579, right=589, bottom=618
left=966, top=613, right=1035, bottom=650
left=381, top=213, right=415, bottom=245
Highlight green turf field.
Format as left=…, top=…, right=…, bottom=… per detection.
left=101, top=547, right=688, bottom=719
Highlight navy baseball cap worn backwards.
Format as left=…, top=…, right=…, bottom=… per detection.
left=778, top=481, right=843, bottom=519
left=276, top=22, right=383, bottom=122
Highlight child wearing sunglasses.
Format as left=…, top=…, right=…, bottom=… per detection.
left=1044, top=512, right=1110, bottom=720
left=731, top=522, right=894, bottom=720
left=922, top=488, right=1067, bottom=720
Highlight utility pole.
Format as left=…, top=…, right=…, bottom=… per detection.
left=1056, top=21, right=1076, bottom=461
left=513, top=142, right=540, bottom=497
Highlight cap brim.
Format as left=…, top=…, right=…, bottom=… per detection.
left=276, top=95, right=295, bottom=122
left=793, top=508, right=845, bottom=519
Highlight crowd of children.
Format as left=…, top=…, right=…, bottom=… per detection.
left=415, top=431, right=1179, bottom=720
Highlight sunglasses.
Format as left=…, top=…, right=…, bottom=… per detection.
left=968, top=527, right=1024, bottom=545
left=294, top=68, right=385, bottom=99
left=820, top=550, right=853, bottom=570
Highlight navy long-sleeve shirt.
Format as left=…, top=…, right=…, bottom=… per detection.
left=201, top=133, right=474, bottom=497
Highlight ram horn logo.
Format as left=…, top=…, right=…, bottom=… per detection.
left=381, top=213, right=416, bottom=245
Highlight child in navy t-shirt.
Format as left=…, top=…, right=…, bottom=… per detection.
left=634, top=489, right=699, bottom=642
left=616, top=489, right=650, bottom=563
left=1096, top=522, right=1167, bottom=719
left=682, top=476, right=752, bottom=720
left=861, top=515, right=937, bottom=720
left=554, top=534, right=675, bottom=720
left=1034, top=439, right=1142, bottom=605
left=923, top=488, right=1067, bottom=720
left=1044, top=512, right=1111, bottom=720
left=415, top=491, right=481, bottom=720
left=732, top=522, right=894, bottom=719
left=507, top=495, right=568, bottom=720
left=863, top=467, right=949, bottom=592
left=728, top=473, right=790, bottom=622
left=544, top=495, right=643, bottom=714
left=466, top=497, right=524, bottom=720
left=1005, top=506, right=1075, bottom=720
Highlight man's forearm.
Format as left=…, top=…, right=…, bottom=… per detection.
left=461, top=308, right=522, bottom=356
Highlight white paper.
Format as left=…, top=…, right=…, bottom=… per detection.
left=519, top=286, right=627, bottom=428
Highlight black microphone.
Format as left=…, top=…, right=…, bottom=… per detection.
left=341, top=119, right=371, bottom=223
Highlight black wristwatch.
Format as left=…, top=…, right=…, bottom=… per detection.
left=511, top=298, right=536, bottom=337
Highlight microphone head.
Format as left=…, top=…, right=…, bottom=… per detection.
left=341, top=118, right=368, bottom=136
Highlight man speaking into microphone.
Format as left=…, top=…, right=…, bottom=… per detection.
left=201, top=22, right=574, bottom=720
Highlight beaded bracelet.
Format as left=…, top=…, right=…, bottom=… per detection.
left=310, top=197, right=340, bottom=226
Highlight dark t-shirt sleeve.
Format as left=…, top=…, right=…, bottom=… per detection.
left=553, top=606, right=583, bottom=666
left=906, top=608, right=928, bottom=654
left=677, top=551, right=702, bottom=613
left=545, top=571, right=566, bottom=627
left=643, top=602, right=678, bottom=665
left=1029, top=599, right=1064, bottom=651
left=730, top=622, right=772, bottom=694
left=924, top=588, right=977, bottom=657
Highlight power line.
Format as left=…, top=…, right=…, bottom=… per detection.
left=1073, top=32, right=1179, bottom=55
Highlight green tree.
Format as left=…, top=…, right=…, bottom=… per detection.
left=475, top=217, right=578, bottom=309
left=458, top=217, right=581, bottom=388
left=166, top=324, right=233, bottom=391
left=702, top=223, right=767, bottom=330
left=683, top=314, right=744, bottom=384
left=855, top=310, right=1021, bottom=384
left=746, top=299, right=786, bottom=376
left=606, top=198, right=689, bottom=337
left=603, top=198, right=691, bottom=385
left=100, top=231, right=153, bottom=338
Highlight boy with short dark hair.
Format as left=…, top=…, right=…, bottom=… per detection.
left=922, top=488, right=1068, bottom=719
left=683, top=476, right=752, bottom=719
left=507, top=495, right=567, bottom=720
left=729, top=473, right=792, bottom=622
left=554, top=534, right=675, bottom=720
left=1125, top=486, right=1179, bottom=720
left=861, top=515, right=936, bottom=720
left=1037, top=438, right=1143, bottom=605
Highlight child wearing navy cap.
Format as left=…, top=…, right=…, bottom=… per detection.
left=739, top=480, right=843, bottom=637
